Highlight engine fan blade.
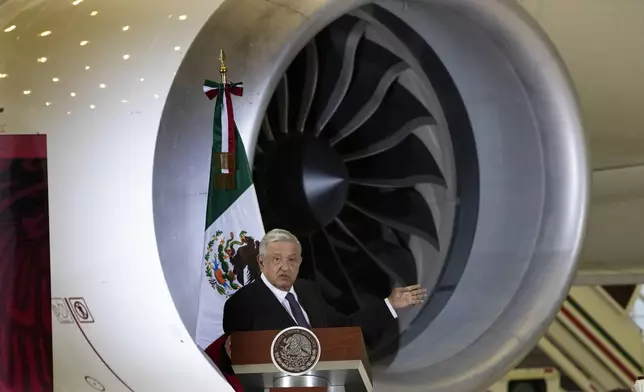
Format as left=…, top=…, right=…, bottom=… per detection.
left=259, top=115, right=275, bottom=145
left=335, top=82, right=437, bottom=160
left=296, top=233, right=333, bottom=296
left=330, top=62, right=407, bottom=146
left=365, top=240, right=417, bottom=286
left=265, top=78, right=290, bottom=139
left=323, top=36, right=407, bottom=143
left=284, top=40, right=320, bottom=134
left=325, top=219, right=392, bottom=298
left=334, top=216, right=410, bottom=287
left=315, top=271, right=344, bottom=301
left=347, top=186, right=439, bottom=249
left=326, top=232, right=359, bottom=253
left=304, top=16, right=366, bottom=135
left=277, top=74, right=289, bottom=135
left=347, top=133, right=446, bottom=188
left=307, top=228, right=362, bottom=311
left=335, top=207, right=418, bottom=285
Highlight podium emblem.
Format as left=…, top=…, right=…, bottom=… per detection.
left=270, top=326, right=321, bottom=376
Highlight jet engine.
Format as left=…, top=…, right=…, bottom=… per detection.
left=0, top=0, right=598, bottom=391
left=156, top=0, right=587, bottom=390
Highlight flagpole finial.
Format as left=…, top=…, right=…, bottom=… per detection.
left=219, top=49, right=228, bottom=84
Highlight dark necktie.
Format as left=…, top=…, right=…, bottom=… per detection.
left=285, top=292, right=310, bottom=328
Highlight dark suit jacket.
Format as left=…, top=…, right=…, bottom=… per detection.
left=220, top=277, right=394, bottom=369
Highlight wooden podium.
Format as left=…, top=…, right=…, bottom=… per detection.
left=230, top=327, right=373, bottom=392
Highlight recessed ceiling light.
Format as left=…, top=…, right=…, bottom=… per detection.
left=46, top=102, right=52, bottom=106
left=23, top=90, right=31, bottom=95
left=4, top=25, right=16, bottom=33
left=37, top=57, right=47, bottom=63
left=90, top=104, right=95, bottom=109
left=85, top=65, right=90, bottom=70
left=139, top=78, right=145, bottom=82
left=122, top=25, right=129, bottom=31
left=72, top=0, right=83, bottom=5
left=40, top=31, right=52, bottom=37
left=179, top=15, right=187, bottom=20
left=123, top=54, right=130, bottom=60
left=70, top=92, right=76, bottom=97
left=80, top=40, right=89, bottom=46
left=52, top=77, right=59, bottom=82
left=0, top=74, right=7, bottom=79
left=99, top=83, right=106, bottom=88
left=90, top=10, right=98, bottom=16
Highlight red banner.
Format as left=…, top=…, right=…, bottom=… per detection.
left=0, top=135, right=47, bottom=159
left=0, top=135, right=52, bottom=392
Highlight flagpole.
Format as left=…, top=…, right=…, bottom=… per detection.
left=219, top=49, right=228, bottom=85
left=213, top=49, right=235, bottom=189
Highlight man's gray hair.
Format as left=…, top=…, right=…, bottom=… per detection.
left=259, top=228, right=301, bottom=256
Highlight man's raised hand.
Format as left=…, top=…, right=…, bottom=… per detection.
left=388, top=285, right=428, bottom=309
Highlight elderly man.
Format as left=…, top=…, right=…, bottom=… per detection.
left=221, top=228, right=427, bottom=360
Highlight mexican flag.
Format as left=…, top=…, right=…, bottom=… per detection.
left=195, top=79, right=265, bottom=349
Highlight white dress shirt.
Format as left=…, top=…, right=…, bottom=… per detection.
left=260, top=273, right=398, bottom=325
left=261, top=273, right=311, bottom=326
